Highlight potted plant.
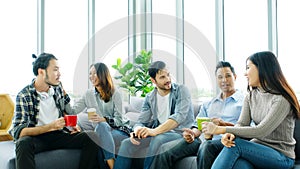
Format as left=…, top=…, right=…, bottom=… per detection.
left=112, top=50, right=154, bottom=97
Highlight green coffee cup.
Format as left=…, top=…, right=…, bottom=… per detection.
left=197, top=117, right=210, bottom=130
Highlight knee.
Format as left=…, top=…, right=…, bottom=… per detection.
left=95, top=122, right=110, bottom=133
left=119, top=138, right=132, bottom=149
left=158, top=139, right=181, bottom=154
left=157, top=143, right=171, bottom=155
left=84, top=131, right=101, bottom=146
left=200, top=140, right=212, bottom=152
left=150, top=135, right=166, bottom=147
left=198, top=140, right=217, bottom=157
left=117, top=138, right=135, bottom=156
left=16, top=136, right=33, bottom=152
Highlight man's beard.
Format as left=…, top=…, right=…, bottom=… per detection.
left=45, top=70, right=59, bottom=86
left=157, top=82, right=171, bottom=91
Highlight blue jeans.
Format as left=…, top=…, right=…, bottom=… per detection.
left=211, top=138, right=295, bottom=169
left=113, top=132, right=182, bottom=169
left=150, top=138, right=201, bottom=169
left=94, top=122, right=128, bottom=161
left=197, top=139, right=223, bottom=169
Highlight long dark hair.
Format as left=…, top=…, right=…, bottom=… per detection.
left=93, top=62, right=115, bottom=102
left=246, top=51, right=300, bottom=118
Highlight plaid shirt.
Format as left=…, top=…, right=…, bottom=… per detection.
left=9, top=79, right=72, bottom=140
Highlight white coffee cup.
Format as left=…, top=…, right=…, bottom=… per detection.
left=87, top=108, right=97, bottom=120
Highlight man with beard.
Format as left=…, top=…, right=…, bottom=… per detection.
left=149, top=61, right=244, bottom=169
left=114, top=61, right=194, bottom=169
left=9, top=53, right=100, bottom=169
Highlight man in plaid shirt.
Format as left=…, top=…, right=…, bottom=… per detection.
left=9, top=53, right=100, bottom=169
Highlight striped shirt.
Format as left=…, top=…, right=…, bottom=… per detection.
left=9, top=79, right=72, bottom=140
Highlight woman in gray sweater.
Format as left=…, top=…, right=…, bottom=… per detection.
left=203, top=51, right=300, bottom=169
left=73, top=62, right=130, bottom=169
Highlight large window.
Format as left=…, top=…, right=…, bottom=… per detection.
left=185, top=0, right=216, bottom=101
left=0, top=1, right=37, bottom=97
left=95, top=0, right=128, bottom=75
left=152, top=0, right=177, bottom=82
left=45, top=0, right=87, bottom=97
left=224, top=0, right=268, bottom=93
left=2, top=0, right=299, bottom=102
left=94, top=0, right=129, bottom=101
left=278, top=0, right=300, bottom=98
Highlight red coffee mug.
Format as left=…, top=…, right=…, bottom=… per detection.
left=64, top=115, right=77, bottom=127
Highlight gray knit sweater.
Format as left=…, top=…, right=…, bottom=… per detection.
left=226, top=89, right=296, bottom=159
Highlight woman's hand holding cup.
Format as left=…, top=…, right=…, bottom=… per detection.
left=202, top=122, right=217, bottom=139
left=87, top=108, right=97, bottom=122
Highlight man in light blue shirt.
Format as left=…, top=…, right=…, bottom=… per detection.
left=150, top=61, right=244, bottom=169
left=198, top=88, right=243, bottom=140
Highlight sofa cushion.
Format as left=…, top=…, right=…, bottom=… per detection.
left=0, top=141, right=15, bottom=169
left=127, top=97, right=145, bottom=113
left=0, top=141, right=81, bottom=169
left=193, top=102, right=201, bottom=118
left=125, top=111, right=140, bottom=127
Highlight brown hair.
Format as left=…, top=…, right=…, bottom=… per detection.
left=93, top=62, right=115, bottom=102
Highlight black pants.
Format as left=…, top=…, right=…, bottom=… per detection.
left=15, top=130, right=100, bottom=169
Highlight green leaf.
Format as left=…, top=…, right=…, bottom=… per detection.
left=112, top=50, right=154, bottom=97
left=124, top=63, right=133, bottom=71
left=134, top=56, right=143, bottom=64
left=111, top=65, right=119, bottom=70
left=117, top=58, right=121, bottom=66
left=119, top=68, right=126, bottom=76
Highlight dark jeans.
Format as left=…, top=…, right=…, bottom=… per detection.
left=197, top=139, right=224, bottom=169
left=114, top=132, right=182, bottom=169
left=15, top=130, right=100, bottom=169
left=150, top=138, right=201, bottom=169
